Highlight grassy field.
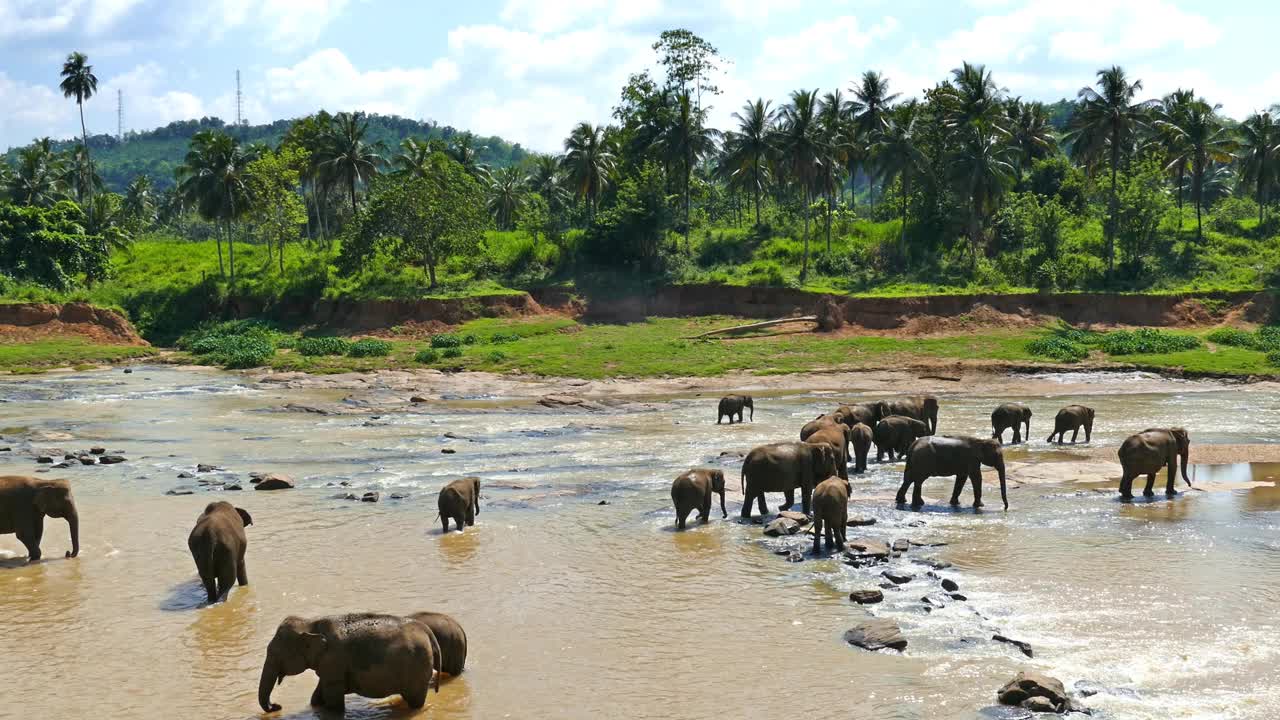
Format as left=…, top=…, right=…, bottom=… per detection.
left=0, top=338, right=155, bottom=374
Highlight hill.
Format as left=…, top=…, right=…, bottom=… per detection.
left=3, top=114, right=531, bottom=192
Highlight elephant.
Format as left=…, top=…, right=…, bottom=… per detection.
left=873, top=416, right=932, bottom=462
left=187, top=501, right=253, bottom=604
left=991, top=403, right=1032, bottom=445
left=811, top=476, right=850, bottom=554
left=804, top=423, right=852, bottom=480
left=880, top=395, right=939, bottom=434
left=258, top=613, right=439, bottom=713
left=670, top=469, right=727, bottom=529
left=896, top=435, right=1008, bottom=510
left=740, top=442, right=841, bottom=519
left=405, top=612, right=467, bottom=677
left=1117, top=427, right=1191, bottom=500
left=1047, top=405, right=1095, bottom=444
left=849, top=422, right=873, bottom=474
left=717, top=394, right=754, bottom=424
left=437, top=477, right=481, bottom=533
left=835, top=403, right=883, bottom=428
left=0, top=476, right=79, bottom=563
left=799, top=413, right=843, bottom=441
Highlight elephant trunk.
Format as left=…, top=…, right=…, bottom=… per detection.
left=997, top=460, right=1008, bottom=510
left=65, top=505, right=79, bottom=558
left=747, top=398, right=754, bottom=421
left=258, top=654, right=283, bottom=712
left=718, top=488, right=727, bottom=519
left=1181, top=445, right=1192, bottom=486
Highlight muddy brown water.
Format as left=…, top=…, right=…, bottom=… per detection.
left=2, top=368, right=1279, bottom=719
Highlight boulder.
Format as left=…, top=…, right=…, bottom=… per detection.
left=389, top=493, right=409, bottom=500
left=361, top=491, right=380, bottom=503
left=764, top=517, right=801, bottom=536
left=90, top=447, right=106, bottom=455
left=907, top=519, right=927, bottom=527
left=921, top=593, right=949, bottom=609
left=844, top=539, right=891, bottom=567
left=922, top=558, right=953, bottom=570
left=178, top=472, right=195, bottom=479
left=776, top=511, right=811, bottom=526
left=223, top=483, right=243, bottom=491
left=784, top=550, right=804, bottom=563
left=165, top=486, right=195, bottom=496
left=410, top=396, right=428, bottom=403
left=441, top=448, right=457, bottom=454
left=882, top=570, right=914, bottom=585
left=1021, top=697, right=1057, bottom=713
left=843, top=619, right=907, bottom=651
left=443, top=432, right=471, bottom=441
left=254, top=474, right=295, bottom=491
left=78, top=456, right=96, bottom=465
left=997, top=672, right=1067, bottom=710
left=53, top=462, right=71, bottom=469
left=948, top=592, right=968, bottom=601
left=197, top=463, right=219, bottom=473
left=993, top=634, right=1034, bottom=659
left=846, top=516, right=877, bottom=527
left=98, top=455, right=126, bottom=464
left=849, top=589, right=884, bottom=604
left=65, top=453, right=77, bottom=460
left=36, top=456, right=53, bottom=464
left=892, top=539, right=910, bottom=554
left=538, top=394, right=606, bottom=412
left=123, top=368, right=133, bottom=374
left=941, top=578, right=960, bottom=592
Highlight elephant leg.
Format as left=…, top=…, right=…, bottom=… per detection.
left=1166, top=457, right=1178, bottom=496
left=1070, top=428, right=1079, bottom=443
left=441, top=516, right=449, bottom=534
left=1143, top=473, right=1157, bottom=497
left=318, top=678, right=346, bottom=712
left=801, top=486, right=812, bottom=515
left=1119, top=472, right=1136, bottom=499
left=464, top=506, right=475, bottom=527
left=699, top=497, right=711, bottom=523
left=895, top=474, right=913, bottom=505
left=949, top=474, right=966, bottom=506
left=236, top=553, right=249, bottom=587
left=780, top=489, right=795, bottom=511
left=911, top=479, right=925, bottom=509
left=215, top=561, right=236, bottom=602
left=756, top=492, right=768, bottom=516
left=310, top=680, right=324, bottom=707
left=17, top=527, right=42, bottom=563
left=201, top=575, right=218, bottom=604
left=836, top=523, right=846, bottom=550
left=402, top=685, right=427, bottom=710
left=1013, top=427, right=1021, bottom=444
left=971, top=469, right=984, bottom=508
left=812, top=519, right=822, bottom=554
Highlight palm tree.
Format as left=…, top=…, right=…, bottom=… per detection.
left=1155, top=89, right=1196, bottom=226
left=561, top=122, right=615, bottom=221
left=176, top=130, right=259, bottom=284
left=60, top=144, right=101, bottom=203
left=818, top=89, right=851, bottom=249
left=317, top=112, right=383, bottom=214
left=940, top=62, right=1007, bottom=133
left=122, top=175, right=155, bottom=228
left=59, top=52, right=98, bottom=212
left=849, top=71, right=900, bottom=211
left=1006, top=99, right=1057, bottom=181
left=1157, top=100, right=1237, bottom=242
left=7, top=139, right=65, bottom=206
left=449, top=132, right=489, bottom=179
left=393, top=137, right=434, bottom=177
left=775, top=88, right=825, bottom=279
left=949, top=128, right=1016, bottom=263
left=525, top=154, right=571, bottom=217
left=1065, top=66, right=1155, bottom=276
left=486, top=165, right=524, bottom=230
left=722, top=99, right=776, bottom=225
left=1237, top=110, right=1280, bottom=225
left=653, top=90, right=719, bottom=248
left=81, top=192, right=133, bottom=253
left=871, top=101, right=927, bottom=246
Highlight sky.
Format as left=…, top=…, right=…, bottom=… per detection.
left=1, top=0, right=1277, bottom=153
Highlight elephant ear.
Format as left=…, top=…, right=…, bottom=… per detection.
left=236, top=507, right=254, bottom=528
left=301, top=632, right=327, bottom=666
left=34, top=484, right=68, bottom=516
left=711, top=470, right=725, bottom=492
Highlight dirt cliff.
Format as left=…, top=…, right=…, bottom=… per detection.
left=0, top=303, right=148, bottom=345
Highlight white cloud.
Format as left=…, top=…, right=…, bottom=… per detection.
left=0, top=71, right=65, bottom=141
left=259, top=49, right=459, bottom=120
left=447, top=25, right=627, bottom=81
left=0, top=0, right=79, bottom=38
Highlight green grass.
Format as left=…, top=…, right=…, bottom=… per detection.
left=0, top=338, right=154, bottom=372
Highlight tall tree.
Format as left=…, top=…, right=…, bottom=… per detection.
left=775, top=89, right=825, bottom=279
left=939, top=62, right=1007, bottom=132
left=59, top=52, right=98, bottom=213
left=1065, top=66, right=1155, bottom=277
left=1155, top=89, right=1196, bottom=226
left=176, top=130, right=259, bottom=283
left=1156, top=99, right=1236, bottom=242
left=818, top=89, right=851, bottom=249
left=486, top=165, right=524, bottom=231
left=317, top=111, right=383, bottom=214
left=949, top=128, right=1016, bottom=263
left=122, top=175, right=156, bottom=229
left=871, top=101, right=927, bottom=247
left=849, top=71, right=900, bottom=211
left=1238, top=110, right=1280, bottom=225
left=722, top=99, right=776, bottom=225
left=562, top=122, right=616, bottom=221
left=245, top=147, right=308, bottom=272
left=1006, top=99, right=1057, bottom=181
left=652, top=90, right=718, bottom=248
left=652, top=29, right=722, bottom=109
left=7, top=139, right=65, bottom=206
left=393, top=137, right=435, bottom=178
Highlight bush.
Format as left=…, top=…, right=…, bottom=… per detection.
left=296, top=336, right=352, bottom=356
left=1268, top=350, right=1280, bottom=367
left=744, top=261, right=788, bottom=287
left=414, top=348, right=440, bottom=363
left=486, top=350, right=507, bottom=362
left=347, top=339, right=393, bottom=357
left=812, top=250, right=856, bottom=276
left=1026, top=336, right=1089, bottom=362
left=430, top=333, right=462, bottom=348
left=489, top=332, right=520, bottom=344
left=442, top=347, right=463, bottom=359
left=192, top=335, right=275, bottom=369
left=462, top=334, right=478, bottom=345
left=1206, top=327, right=1256, bottom=348
left=1099, top=328, right=1201, bottom=355
left=1256, top=326, right=1280, bottom=351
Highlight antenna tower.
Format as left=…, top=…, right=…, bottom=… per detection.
left=236, top=70, right=244, bottom=128
left=117, top=89, right=124, bottom=141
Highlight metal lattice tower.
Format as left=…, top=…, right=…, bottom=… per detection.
left=235, top=70, right=243, bottom=128
left=117, top=89, right=124, bottom=141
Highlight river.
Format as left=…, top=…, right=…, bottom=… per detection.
left=1, top=367, right=1278, bottom=719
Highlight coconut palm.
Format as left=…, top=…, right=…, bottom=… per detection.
left=849, top=71, right=900, bottom=211
left=525, top=154, right=571, bottom=217
left=1065, top=66, right=1156, bottom=276
left=949, top=127, right=1016, bottom=263
left=59, top=52, right=98, bottom=210
left=1006, top=99, right=1057, bottom=181
left=1237, top=110, right=1280, bottom=225
left=122, top=175, right=155, bottom=228
left=722, top=99, right=776, bottom=225
left=939, top=62, right=1007, bottom=134
left=81, top=192, right=132, bottom=253
left=486, top=165, right=524, bottom=231
left=7, top=139, right=65, bottom=206
left=449, top=132, right=489, bottom=180
left=316, top=111, right=384, bottom=214
left=652, top=90, right=719, bottom=248
left=872, top=101, right=928, bottom=246
left=774, top=88, right=826, bottom=279
left=818, top=89, right=851, bottom=249
left=59, top=144, right=101, bottom=203
left=1156, top=100, right=1237, bottom=242
left=561, top=122, right=615, bottom=221
left=393, top=137, right=434, bottom=178
left=176, top=130, right=259, bottom=283
left=1155, top=89, right=1196, bottom=226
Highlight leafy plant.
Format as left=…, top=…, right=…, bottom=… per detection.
left=1205, top=327, right=1256, bottom=348
left=414, top=348, right=440, bottom=363
left=1098, top=328, right=1200, bottom=355
left=489, top=331, right=520, bottom=344
left=1026, top=336, right=1088, bottom=362
left=347, top=338, right=392, bottom=357
left=430, top=333, right=462, bottom=348
left=442, top=347, right=463, bottom=359
left=296, top=336, right=352, bottom=356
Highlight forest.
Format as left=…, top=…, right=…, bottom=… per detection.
left=3, top=32, right=1280, bottom=324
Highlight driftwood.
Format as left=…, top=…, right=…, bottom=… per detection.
left=687, top=316, right=818, bottom=339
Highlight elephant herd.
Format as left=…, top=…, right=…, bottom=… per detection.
left=672, top=394, right=1196, bottom=545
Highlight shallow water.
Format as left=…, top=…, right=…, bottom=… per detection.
left=1, top=368, right=1279, bottom=719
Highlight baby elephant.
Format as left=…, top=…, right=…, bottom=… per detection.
left=1047, top=404, right=1094, bottom=444
left=437, top=477, right=481, bottom=533
left=258, top=613, right=439, bottom=713
left=406, top=611, right=468, bottom=677
left=187, top=501, right=253, bottom=604
left=991, top=403, right=1032, bottom=444
left=717, top=394, right=754, bottom=424
left=874, top=416, right=931, bottom=461
left=849, top=422, right=873, bottom=474
left=811, top=476, right=850, bottom=554
left=670, top=469, right=727, bottom=529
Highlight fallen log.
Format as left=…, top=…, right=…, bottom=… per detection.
left=687, top=315, right=818, bottom=339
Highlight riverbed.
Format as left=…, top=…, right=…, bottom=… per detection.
left=1, top=367, right=1278, bottom=719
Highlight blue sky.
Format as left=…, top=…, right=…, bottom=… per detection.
left=1, top=0, right=1275, bottom=153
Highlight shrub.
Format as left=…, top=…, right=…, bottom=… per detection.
left=485, top=350, right=507, bottom=362
left=1026, top=336, right=1088, bottom=362
left=1099, top=328, right=1201, bottom=355
left=462, top=334, right=478, bottom=345
left=1268, top=350, right=1280, bottom=367
left=744, top=261, right=788, bottom=287
left=1256, top=326, right=1280, bottom=351
left=442, top=347, right=463, bottom=359
left=489, top=331, right=520, bottom=344
left=1049, top=323, right=1101, bottom=345
left=1206, top=327, right=1256, bottom=348
left=813, top=250, right=856, bottom=276
left=430, top=333, right=462, bottom=349
left=347, top=339, right=393, bottom=357
left=192, top=335, right=275, bottom=369
left=414, top=348, right=440, bottom=363
left=296, top=337, right=352, bottom=356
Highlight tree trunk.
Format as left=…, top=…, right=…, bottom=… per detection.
left=1107, top=144, right=1119, bottom=278
left=228, top=222, right=237, bottom=290
left=426, top=250, right=438, bottom=288
left=900, top=175, right=909, bottom=247
left=1176, top=165, right=1185, bottom=231
left=825, top=189, right=832, bottom=253
left=753, top=163, right=762, bottom=226
left=349, top=175, right=358, bottom=215
left=684, top=153, right=692, bottom=251
left=78, top=100, right=94, bottom=223
left=800, top=189, right=811, bottom=280
left=215, top=222, right=226, bottom=277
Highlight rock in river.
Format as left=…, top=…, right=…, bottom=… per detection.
left=197, top=463, right=219, bottom=473
left=941, top=578, right=959, bottom=592
left=997, top=671, right=1067, bottom=711
left=254, top=473, right=295, bottom=491
left=361, top=491, right=380, bottom=503
left=77, top=455, right=96, bottom=465
left=36, top=456, right=53, bottom=464
left=993, top=634, right=1034, bottom=658
left=90, top=447, right=105, bottom=455
left=166, top=486, right=195, bottom=496
left=776, top=510, right=811, bottom=525
left=846, top=516, right=877, bottom=527
left=843, top=539, right=891, bottom=567
left=844, top=619, right=907, bottom=651
left=98, top=455, right=126, bottom=464
left=849, top=589, right=884, bottom=604
left=763, top=517, right=801, bottom=536
left=882, top=569, right=914, bottom=585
